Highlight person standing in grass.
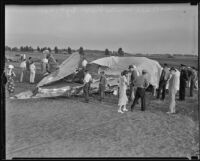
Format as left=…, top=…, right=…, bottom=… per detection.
left=30, top=61, right=36, bottom=84
left=189, top=67, right=197, bottom=97
left=81, top=57, right=88, bottom=70
left=19, top=59, right=26, bottom=82
left=46, top=53, right=59, bottom=73
left=26, top=57, right=32, bottom=72
left=99, top=71, right=107, bottom=102
left=128, top=65, right=138, bottom=102
left=179, top=64, right=188, bottom=101
left=167, top=67, right=180, bottom=114
left=41, top=52, right=48, bottom=74
left=157, top=63, right=170, bottom=101
left=131, top=70, right=149, bottom=112
left=118, top=70, right=129, bottom=113
left=83, top=69, right=93, bottom=103
left=6, top=65, right=16, bottom=97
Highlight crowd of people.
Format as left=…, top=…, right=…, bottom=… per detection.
left=5, top=52, right=198, bottom=115
left=81, top=63, right=198, bottom=115
left=6, top=50, right=59, bottom=96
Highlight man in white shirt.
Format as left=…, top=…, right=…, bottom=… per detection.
left=19, top=59, right=27, bottom=82
left=167, top=67, right=180, bottom=114
left=82, top=58, right=88, bottom=69
left=83, top=70, right=92, bottom=103
left=30, top=61, right=36, bottom=83
left=41, top=54, right=48, bottom=74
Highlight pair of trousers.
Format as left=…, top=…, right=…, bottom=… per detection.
left=179, top=81, right=186, bottom=100
left=30, top=72, right=35, bottom=83
left=99, top=84, right=105, bottom=100
left=83, top=83, right=90, bottom=101
left=190, top=79, right=195, bottom=97
left=20, top=68, right=26, bottom=82
left=131, top=87, right=146, bottom=111
left=129, top=85, right=135, bottom=101
left=42, top=63, right=47, bottom=74
left=169, top=89, right=177, bottom=113
left=157, top=80, right=167, bottom=100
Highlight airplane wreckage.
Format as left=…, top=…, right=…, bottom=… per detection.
left=14, top=52, right=164, bottom=99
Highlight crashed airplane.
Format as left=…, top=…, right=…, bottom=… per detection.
left=14, top=52, right=164, bottom=99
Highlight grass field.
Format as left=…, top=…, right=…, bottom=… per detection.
left=5, top=51, right=199, bottom=158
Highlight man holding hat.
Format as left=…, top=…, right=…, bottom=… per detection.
left=131, top=69, right=149, bottom=111
left=179, top=64, right=188, bottom=100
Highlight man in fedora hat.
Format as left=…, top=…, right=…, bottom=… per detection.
left=131, top=69, right=149, bottom=111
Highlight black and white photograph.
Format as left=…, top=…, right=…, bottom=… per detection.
left=4, top=3, right=199, bottom=159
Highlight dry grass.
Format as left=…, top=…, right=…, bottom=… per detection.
left=5, top=51, right=199, bottom=158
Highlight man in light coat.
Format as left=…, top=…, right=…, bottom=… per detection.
left=167, top=67, right=180, bottom=114
left=19, top=59, right=27, bottom=82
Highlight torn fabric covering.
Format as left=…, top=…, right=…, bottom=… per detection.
left=37, top=52, right=81, bottom=87
left=90, top=56, right=163, bottom=89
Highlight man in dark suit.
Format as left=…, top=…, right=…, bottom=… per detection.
left=128, top=65, right=138, bottom=102
left=179, top=64, right=189, bottom=101
left=157, top=63, right=170, bottom=101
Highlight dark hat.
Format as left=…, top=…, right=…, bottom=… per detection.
left=84, top=69, right=88, bottom=72
left=170, top=67, right=176, bottom=71
left=142, top=69, right=148, bottom=74
left=164, top=63, right=168, bottom=66
left=122, top=70, right=128, bottom=75
left=128, top=65, right=133, bottom=69
left=180, top=64, right=186, bottom=67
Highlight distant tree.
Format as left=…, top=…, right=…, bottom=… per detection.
left=47, top=47, right=51, bottom=52
left=68, top=47, right=72, bottom=54
left=28, top=46, right=33, bottom=52
left=54, top=46, right=58, bottom=54
left=11, top=47, right=18, bottom=51
left=41, top=47, right=48, bottom=52
left=118, top=48, right=124, bottom=56
left=5, top=46, right=11, bottom=51
left=105, top=49, right=110, bottom=55
left=20, top=46, right=24, bottom=52
left=37, top=46, right=41, bottom=52
left=79, top=46, right=84, bottom=56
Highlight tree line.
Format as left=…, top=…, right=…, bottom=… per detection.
left=5, top=45, right=126, bottom=56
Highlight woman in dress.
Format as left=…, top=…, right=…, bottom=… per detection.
left=6, top=65, right=16, bottom=97
left=118, top=70, right=129, bottom=113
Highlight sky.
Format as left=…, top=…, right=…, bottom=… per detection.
left=5, top=4, right=198, bottom=55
